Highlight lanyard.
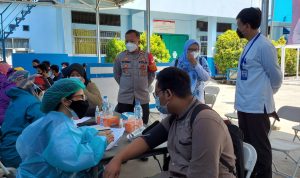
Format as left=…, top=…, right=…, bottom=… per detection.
left=239, top=33, right=261, bottom=70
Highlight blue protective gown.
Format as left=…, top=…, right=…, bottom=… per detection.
left=16, top=111, right=107, bottom=177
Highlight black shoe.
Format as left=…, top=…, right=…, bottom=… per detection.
left=139, top=157, right=149, bottom=161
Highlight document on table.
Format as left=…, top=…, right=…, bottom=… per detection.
left=74, top=117, right=91, bottom=124
left=106, top=128, right=125, bottom=150
left=89, top=125, right=110, bottom=131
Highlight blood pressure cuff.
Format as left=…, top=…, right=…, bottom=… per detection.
left=141, top=121, right=168, bottom=149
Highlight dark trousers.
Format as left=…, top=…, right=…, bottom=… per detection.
left=238, top=111, right=272, bottom=178
left=115, top=102, right=149, bottom=125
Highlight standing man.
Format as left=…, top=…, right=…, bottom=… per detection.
left=114, top=29, right=157, bottom=125
left=50, top=65, right=63, bottom=82
left=32, top=59, right=40, bottom=69
left=235, top=8, right=282, bottom=178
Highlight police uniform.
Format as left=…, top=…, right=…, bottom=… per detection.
left=114, top=50, right=155, bottom=124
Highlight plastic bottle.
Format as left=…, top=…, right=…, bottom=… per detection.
left=102, top=96, right=109, bottom=117
left=95, top=105, right=102, bottom=125
left=134, top=100, right=143, bottom=129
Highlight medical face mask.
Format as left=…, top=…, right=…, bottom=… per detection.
left=154, top=96, right=169, bottom=114
left=191, top=51, right=200, bottom=59
left=70, top=76, right=81, bottom=79
left=69, top=100, right=89, bottom=119
left=236, top=29, right=245, bottom=39
left=126, top=42, right=138, bottom=52
left=70, top=76, right=83, bottom=83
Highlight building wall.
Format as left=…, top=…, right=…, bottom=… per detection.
left=273, top=0, right=292, bottom=23
left=270, top=0, right=292, bottom=40
left=2, top=0, right=260, bottom=56
left=123, top=0, right=260, bottom=18
left=7, top=6, right=65, bottom=53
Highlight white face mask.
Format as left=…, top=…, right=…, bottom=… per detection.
left=70, top=76, right=81, bottom=80
left=191, top=51, right=200, bottom=59
left=126, top=42, right=138, bottom=52
left=70, top=76, right=81, bottom=79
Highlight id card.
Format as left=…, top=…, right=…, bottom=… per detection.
left=241, top=69, right=248, bottom=80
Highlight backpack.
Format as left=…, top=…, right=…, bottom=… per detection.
left=167, top=104, right=245, bottom=178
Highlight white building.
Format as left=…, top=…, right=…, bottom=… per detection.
left=0, top=0, right=261, bottom=75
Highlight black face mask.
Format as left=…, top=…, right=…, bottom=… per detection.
left=33, top=66, right=37, bottom=69
left=69, top=100, right=89, bottom=119
left=236, top=29, right=245, bottom=39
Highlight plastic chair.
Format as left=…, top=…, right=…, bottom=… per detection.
left=204, top=86, right=220, bottom=96
left=225, top=110, right=238, bottom=120
left=270, top=106, right=300, bottom=178
left=276, top=106, right=300, bottom=142
left=204, top=93, right=216, bottom=108
left=243, top=142, right=257, bottom=178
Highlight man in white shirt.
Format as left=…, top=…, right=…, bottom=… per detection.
left=235, top=7, right=282, bottom=178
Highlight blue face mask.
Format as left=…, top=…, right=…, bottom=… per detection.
left=155, top=96, right=169, bottom=114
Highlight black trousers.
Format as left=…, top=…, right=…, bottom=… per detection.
left=238, top=111, right=272, bottom=178
left=115, top=102, right=149, bottom=125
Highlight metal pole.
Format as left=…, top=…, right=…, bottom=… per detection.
left=146, top=0, right=150, bottom=53
left=261, top=0, right=269, bottom=36
left=297, top=48, right=300, bottom=79
left=96, top=0, right=101, bottom=63
left=1, top=14, right=6, bottom=62
left=281, top=46, right=285, bottom=80
left=270, top=0, right=275, bottom=39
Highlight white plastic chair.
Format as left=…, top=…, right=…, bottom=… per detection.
left=270, top=106, right=300, bottom=178
left=243, top=142, right=257, bottom=178
left=204, top=93, right=216, bottom=108
left=204, top=86, right=220, bottom=96
left=225, top=110, right=238, bottom=120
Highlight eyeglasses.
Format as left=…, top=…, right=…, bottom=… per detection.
left=153, top=90, right=163, bottom=98
left=71, top=94, right=86, bottom=101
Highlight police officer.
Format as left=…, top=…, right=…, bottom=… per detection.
left=114, top=29, right=157, bottom=125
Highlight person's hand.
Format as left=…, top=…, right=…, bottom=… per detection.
left=187, top=52, right=197, bottom=66
left=98, top=130, right=114, bottom=144
left=104, top=157, right=122, bottom=178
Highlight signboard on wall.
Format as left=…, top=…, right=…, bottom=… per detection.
left=288, top=0, right=300, bottom=44
left=153, top=20, right=176, bottom=34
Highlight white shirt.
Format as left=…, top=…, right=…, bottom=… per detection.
left=234, top=34, right=283, bottom=114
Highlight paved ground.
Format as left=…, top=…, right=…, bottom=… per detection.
left=101, top=79, right=300, bottom=178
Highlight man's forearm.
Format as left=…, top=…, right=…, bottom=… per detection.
left=113, top=137, right=150, bottom=162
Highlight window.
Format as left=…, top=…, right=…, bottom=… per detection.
left=217, top=23, right=232, bottom=32
left=197, top=21, right=208, bottom=32
left=23, top=25, right=30, bottom=31
left=199, top=36, right=207, bottom=55
left=73, top=29, right=121, bottom=55
left=100, top=14, right=120, bottom=26
left=72, top=11, right=96, bottom=24
left=0, top=38, right=29, bottom=49
left=71, top=11, right=121, bottom=26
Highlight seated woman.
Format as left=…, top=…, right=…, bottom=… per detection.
left=0, top=70, right=45, bottom=168
left=66, top=63, right=102, bottom=116
left=16, top=78, right=113, bottom=177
